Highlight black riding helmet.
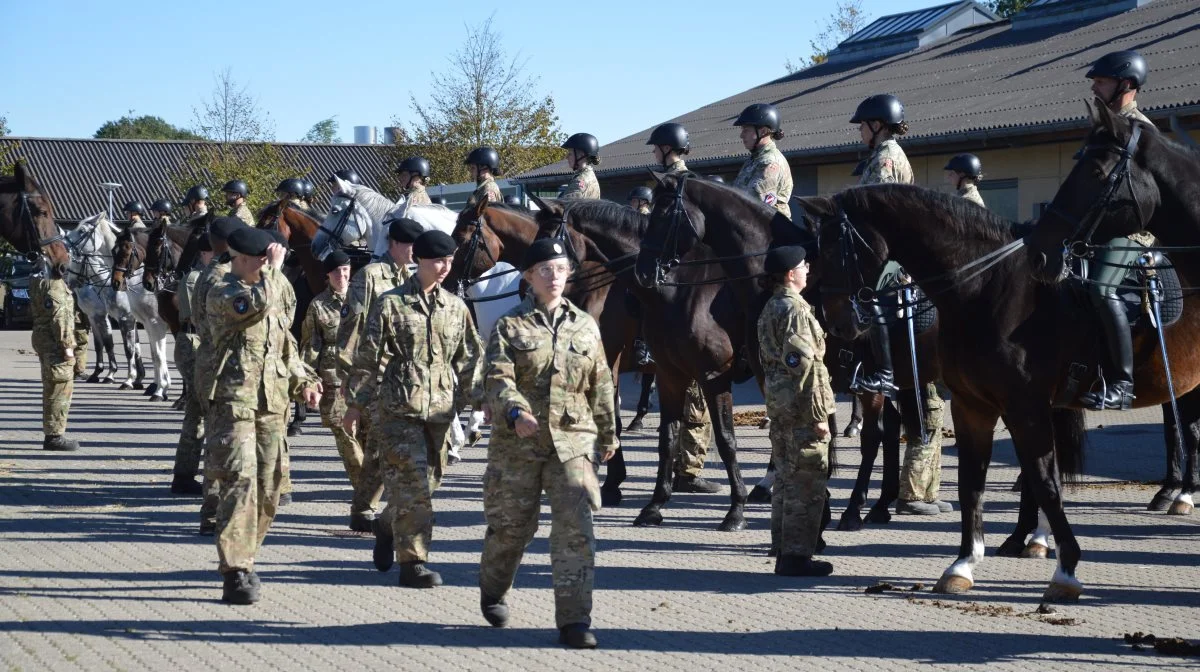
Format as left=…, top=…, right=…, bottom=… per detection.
left=850, top=94, right=905, bottom=125
left=221, top=179, right=249, bottom=197
left=733, top=103, right=781, bottom=132
left=561, top=133, right=600, bottom=157
left=1086, top=50, right=1148, bottom=89
left=465, top=146, right=500, bottom=172
left=646, top=123, right=689, bottom=151
left=627, top=186, right=653, bottom=202
left=300, top=179, right=315, bottom=199
left=122, top=200, right=147, bottom=216
left=181, top=185, right=209, bottom=206
left=397, top=156, right=431, bottom=178
left=276, top=178, right=305, bottom=196
left=944, top=153, right=983, bottom=178
left=329, top=169, right=361, bottom=185
left=149, top=198, right=174, bottom=215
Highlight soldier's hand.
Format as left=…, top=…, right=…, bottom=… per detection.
left=515, top=411, right=539, bottom=439
left=342, top=407, right=361, bottom=435
left=813, top=421, right=830, bottom=440
left=266, top=243, right=287, bottom=269
left=600, top=447, right=617, bottom=463
left=483, top=406, right=492, bottom=424
left=302, top=385, right=320, bottom=408
left=63, top=348, right=75, bottom=360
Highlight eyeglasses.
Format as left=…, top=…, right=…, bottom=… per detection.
left=535, top=262, right=572, bottom=279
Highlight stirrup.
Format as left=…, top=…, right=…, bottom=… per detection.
left=849, top=362, right=897, bottom=399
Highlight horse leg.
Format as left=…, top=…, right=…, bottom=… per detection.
left=996, top=478, right=1042, bottom=557
left=287, top=401, right=306, bottom=436
left=447, top=413, right=465, bottom=463
left=707, top=387, right=746, bottom=532
left=115, top=310, right=140, bottom=390
left=627, top=371, right=655, bottom=432
left=1168, top=394, right=1200, bottom=515
left=602, top=359, right=628, bottom=504
left=98, top=316, right=118, bottom=384
left=866, top=398, right=902, bottom=523
left=466, top=410, right=485, bottom=446
left=934, top=401, right=998, bottom=595
left=843, top=392, right=864, bottom=438
left=1151, top=401, right=1182, bottom=511
left=838, top=393, right=883, bottom=531
left=633, top=373, right=685, bottom=527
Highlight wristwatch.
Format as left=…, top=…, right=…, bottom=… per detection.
left=507, top=407, right=522, bottom=429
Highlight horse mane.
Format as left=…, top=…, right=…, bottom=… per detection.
left=683, top=172, right=779, bottom=220
left=842, top=184, right=1018, bottom=245
left=561, top=199, right=645, bottom=238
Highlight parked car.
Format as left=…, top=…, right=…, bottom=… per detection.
left=0, top=255, right=34, bottom=329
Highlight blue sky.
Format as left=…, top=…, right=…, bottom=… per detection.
left=6, top=0, right=938, bottom=144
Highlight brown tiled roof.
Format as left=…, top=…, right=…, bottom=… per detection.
left=0, top=137, right=393, bottom=223
left=518, top=0, right=1200, bottom=182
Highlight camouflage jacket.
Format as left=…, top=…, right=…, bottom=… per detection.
left=733, top=139, right=793, bottom=219
left=958, top=183, right=985, bottom=207
left=229, top=203, right=255, bottom=227
left=664, top=158, right=688, bottom=176
left=757, top=286, right=834, bottom=424
left=178, top=269, right=201, bottom=324
left=347, top=276, right=484, bottom=422
left=637, top=204, right=651, bottom=215
left=859, top=139, right=913, bottom=186
left=485, top=296, right=618, bottom=462
left=30, top=276, right=75, bottom=360
left=404, top=184, right=432, bottom=206
left=301, top=287, right=347, bottom=387
left=1118, top=102, right=1156, bottom=245
left=336, top=258, right=412, bottom=378
left=560, top=165, right=601, bottom=200
left=467, top=176, right=503, bottom=208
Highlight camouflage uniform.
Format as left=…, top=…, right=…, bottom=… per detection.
left=636, top=204, right=651, bottom=216
left=732, top=139, right=793, bottom=219
left=1117, top=101, right=1155, bottom=248
left=559, top=165, right=601, bottom=200
left=404, top=184, right=432, bottom=207
left=480, top=297, right=618, bottom=629
left=664, top=159, right=688, bottom=175
left=337, top=258, right=413, bottom=519
left=173, top=269, right=204, bottom=480
left=467, top=175, right=503, bottom=208
left=193, top=255, right=233, bottom=525
left=30, top=276, right=76, bottom=436
left=958, top=183, right=985, bottom=207
left=301, top=287, right=363, bottom=487
left=347, top=277, right=483, bottom=564
left=72, top=297, right=89, bottom=378
left=229, top=204, right=255, bottom=227
left=205, top=268, right=314, bottom=574
left=757, top=286, right=834, bottom=557
left=859, top=138, right=913, bottom=186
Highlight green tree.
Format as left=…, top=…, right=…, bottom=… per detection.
left=389, top=15, right=564, bottom=187
left=170, top=143, right=309, bottom=214
left=95, top=113, right=203, bottom=140
left=301, top=117, right=341, bottom=143
left=0, top=115, right=9, bottom=137
left=192, top=68, right=275, bottom=142
left=785, top=0, right=870, bottom=72
left=985, top=0, right=1034, bottom=17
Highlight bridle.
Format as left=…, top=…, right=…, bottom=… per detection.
left=16, top=190, right=67, bottom=262
left=315, top=194, right=358, bottom=258
left=113, top=232, right=145, bottom=289
left=640, top=174, right=701, bottom=285
left=145, top=225, right=177, bottom=292
left=454, top=208, right=504, bottom=296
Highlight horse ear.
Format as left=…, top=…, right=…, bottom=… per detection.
left=1092, top=96, right=1122, bottom=136
left=648, top=170, right=668, bottom=189
left=16, top=161, right=36, bottom=192
left=474, top=196, right=489, bottom=218
left=527, top=193, right=553, bottom=212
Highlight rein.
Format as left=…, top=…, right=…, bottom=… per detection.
left=17, top=190, right=67, bottom=263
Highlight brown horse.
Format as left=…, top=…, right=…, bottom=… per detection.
left=0, top=163, right=71, bottom=275
left=142, top=219, right=190, bottom=336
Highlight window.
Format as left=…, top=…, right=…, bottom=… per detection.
left=979, top=178, right=1018, bottom=221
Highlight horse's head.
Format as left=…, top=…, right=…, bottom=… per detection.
left=111, top=228, right=143, bottom=290
left=1027, top=98, right=1160, bottom=283
left=635, top=171, right=709, bottom=288
left=2, top=164, right=70, bottom=275
left=448, top=198, right=505, bottom=287
left=314, top=195, right=370, bottom=259
left=142, top=223, right=174, bottom=291
left=802, top=194, right=889, bottom=340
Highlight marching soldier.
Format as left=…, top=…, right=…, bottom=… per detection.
left=559, top=133, right=602, bottom=200
left=945, top=154, right=985, bottom=206
left=300, top=250, right=364, bottom=494
left=465, top=147, right=503, bottom=207
left=32, top=264, right=81, bottom=452
left=121, top=201, right=149, bottom=230
left=222, top=180, right=255, bottom=226
left=757, top=245, right=833, bottom=577
left=646, top=123, right=690, bottom=174
left=206, top=226, right=319, bottom=604
left=336, top=218, right=421, bottom=535
left=344, top=230, right=483, bottom=588
left=479, top=238, right=618, bottom=649
left=732, top=103, right=794, bottom=219
left=627, top=186, right=652, bottom=215
left=170, top=235, right=214, bottom=495
left=396, top=156, right=433, bottom=206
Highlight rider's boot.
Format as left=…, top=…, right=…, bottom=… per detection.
left=1083, top=294, right=1135, bottom=410
left=854, top=304, right=898, bottom=397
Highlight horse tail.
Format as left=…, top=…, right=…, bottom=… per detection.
left=1051, top=408, right=1087, bottom=483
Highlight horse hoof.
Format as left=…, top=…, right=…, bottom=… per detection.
left=633, top=509, right=663, bottom=527
left=118, top=383, right=132, bottom=391
left=1020, top=543, right=1050, bottom=559
left=843, top=422, right=862, bottom=438
left=600, top=488, right=622, bottom=507
left=1148, top=491, right=1176, bottom=512
left=101, top=377, right=115, bottom=384
left=747, top=485, right=772, bottom=504
left=865, top=506, right=892, bottom=524
left=625, top=418, right=644, bottom=432
left=86, top=374, right=100, bottom=384
left=717, top=512, right=746, bottom=532
left=468, top=430, right=483, bottom=447
left=934, top=575, right=974, bottom=594
left=995, top=537, right=1025, bottom=558
left=1168, top=500, right=1194, bottom=516
left=1042, top=580, right=1083, bottom=603
left=836, top=511, right=864, bottom=532
left=150, top=394, right=166, bottom=402
left=133, top=383, right=145, bottom=391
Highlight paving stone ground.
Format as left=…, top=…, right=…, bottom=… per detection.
left=0, top=329, right=1197, bottom=671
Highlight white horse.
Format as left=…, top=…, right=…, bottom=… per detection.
left=113, top=228, right=172, bottom=401
left=66, top=213, right=144, bottom=388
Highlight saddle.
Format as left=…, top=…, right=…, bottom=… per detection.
left=1065, top=250, right=1182, bottom=329
left=878, top=280, right=937, bottom=335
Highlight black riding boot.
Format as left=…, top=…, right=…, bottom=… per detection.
left=1083, top=294, right=1135, bottom=410
left=855, top=304, right=897, bottom=397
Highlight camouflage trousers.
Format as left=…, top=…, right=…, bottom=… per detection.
left=374, top=416, right=451, bottom=564
left=351, top=404, right=385, bottom=517
left=73, top=326, right=89, bottom=378
left=900, top=383, right=944, bottom=503
left=319, top=386, right=363, bottom=489
left=172, top=334, right=204, bottom=478
left=676, top=381, right=710, bottom=478
left=205, top=403, right=287, bottom=574
left=480, top=445, right=596, bottom=629
left=769, top=417, right=829, bottom=557
left=40, top=355, right=74, bottom=436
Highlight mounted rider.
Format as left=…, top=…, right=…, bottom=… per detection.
left=276, top=178, right=307, bottom=208
left=149, top=199, right=174, bottom=227
left=465, top=147, right=503, bottom=207
left=396, top=156, right=433, bottom=206
left=1079, top=49, right=1155, bottom=410
left=647, top=123, right=690, bottom=175
left=180, top=185, right=210, bottom=226
left=944, top=154, right=985, bottom=207
left=559, top=133, right=602, bottom=200
left=222, top=180, right=254, bottom=226
left=300, top=179, right=316, bottom=209
left=627, top=186, right=652, bottom=215
left=732, top=103, right=794, bottom=220
left=121, top=201, right=149, bottom=230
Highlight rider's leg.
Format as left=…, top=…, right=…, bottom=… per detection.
left=1082, top=239, right=1137, bottom=410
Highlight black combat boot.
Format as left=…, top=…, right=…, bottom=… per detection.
left=348, top=510, right=375, bottom=533
left=398, top=561, right=442, bottom=588
left=558, top=623, right=598, bottom=649
left=43, top=435, right=80, bottom=452
left=372, top=518, right=394, bottom=572
left=774, top=555, right=834, bottom=577
left=170, top=474, right=203, bottom=495
left=286, top=401, right=305, bottom=437
left=854, top=304, right=898, bottom=397
left=221, top=570, right=260, bottom=604
left=481, top=592, right=510, bottom=627
left=1083, top=294, right=1135, bottom=410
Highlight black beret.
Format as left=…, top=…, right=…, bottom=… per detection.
left=196, top=235, right=213, bottom=253
left=226, top=227, right=272, bottom=257
left=265, top=228, right=288, bottom=248
left=209, top=216, right=244, bottom=241
left=323, top=249, right=351, bottom=274
left=388, top=218, right=425, bottom=243
left=764, top=245, right=807, bottom=274
left=522, top=238, right=569, bottom=271
left=412, top=230, right=457, bottom=259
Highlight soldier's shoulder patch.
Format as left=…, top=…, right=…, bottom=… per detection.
left=881, top=158, right=894, bottom=170
left=44, top=296, right=53, bottom=310
left=764, top=162, right=780, bottom=177
left=785, top=352, right=801, bottom=368
left=341, top=303, right=350, bottom=318
left=763, top=192, right=778, bottom=206
left=233, top=296, right=249, bottom=315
